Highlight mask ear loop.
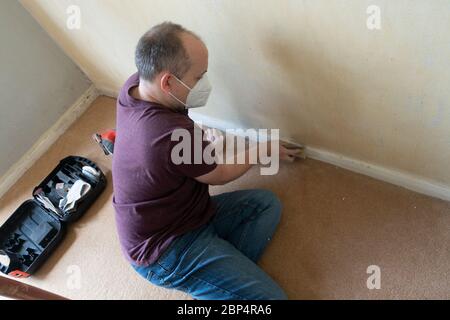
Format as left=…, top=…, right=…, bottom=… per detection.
left=168, top=75, right=192, bottom=109
left=169, top=91, right=189, bottom=109
left=173, top=75, right=193, bottom=91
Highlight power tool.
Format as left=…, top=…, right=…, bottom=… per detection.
left=92, top=129, right=116, bottom=156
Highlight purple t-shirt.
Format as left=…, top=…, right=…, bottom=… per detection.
left=112, top=73, right=217, bottom=266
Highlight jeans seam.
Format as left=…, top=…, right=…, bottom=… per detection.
left=138, top=263, right=246, bottom=299
left=184, top=273, right=247, bottom=300
left=146, top=270, right=154, bottom=281
left=157, top=228, right=203, bottom=273
left=157, top=261, right=170, bottom=272
left=235, top=202, right=268, bottom=249
left=156, top=260, right=247, bottom=300
left=213, top=200, right=250, bottom=224
left=236, top=222, right=250, bottom=250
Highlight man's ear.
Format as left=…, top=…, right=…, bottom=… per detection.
left=160, top=72, right=172, bottom=93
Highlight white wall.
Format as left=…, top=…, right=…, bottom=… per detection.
left=0, top=0, right=91, bottom=178
left=20, top=0, right=450, bottom=188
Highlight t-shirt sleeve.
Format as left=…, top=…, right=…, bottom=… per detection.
left=167, top=123, right=218, bottom=178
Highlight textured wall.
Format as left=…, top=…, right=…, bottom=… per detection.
left=20, top=0, right=450, bottom=186
left=0, top=0, right=91, bottom=177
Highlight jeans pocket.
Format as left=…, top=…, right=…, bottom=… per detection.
left=157, top=226, right=206, bottom=273
left=132, top=262, right=169, bottom=285
left=146, top=270, right=155, bottom=281
left=155, top=242, right=180, bottom=274
left=147, top=267, right=178, bottom=289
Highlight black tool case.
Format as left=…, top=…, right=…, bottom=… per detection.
left=0, top=156, right=106, bottom=278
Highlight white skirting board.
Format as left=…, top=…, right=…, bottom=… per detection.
left=305, top=147, right=450, bottom=202
left=98, top=86, right=118, bottom=99
left=0, top=85, right=99, bottom=200
left=188, top=112, right=450, bottom=202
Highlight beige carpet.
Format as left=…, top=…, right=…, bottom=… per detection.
left=1, top=96, right=449, bottom=300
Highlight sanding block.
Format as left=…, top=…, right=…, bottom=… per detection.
left=280, top=139, right=307, bottom=159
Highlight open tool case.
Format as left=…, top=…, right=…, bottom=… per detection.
left=0, top=156, right=106, bottom=278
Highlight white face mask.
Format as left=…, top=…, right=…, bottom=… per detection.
left=169, top=73, right=212, bottom=109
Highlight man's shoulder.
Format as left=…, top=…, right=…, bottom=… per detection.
left=149, top=113, right=197, bottom=143
left=122, top=73, right=140, bottom=93
left=117, top=73, right=139, bottom=106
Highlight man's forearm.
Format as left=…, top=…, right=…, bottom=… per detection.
left=219, top=147, right=256, bottom=184
left=210, top=138, right=278, bottom=184
left=221, top=162, right=253, bottom=184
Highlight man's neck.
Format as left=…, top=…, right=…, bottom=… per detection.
left=132, top=81, right=185, bottom=113
left=131, top=83, right=160, bottom=104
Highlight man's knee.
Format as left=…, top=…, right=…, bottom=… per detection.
left=256, top=283, right=288, bottom=300
left=255, top=189, right=282, bottom=222
left=271, top=288, right=288, bottom=300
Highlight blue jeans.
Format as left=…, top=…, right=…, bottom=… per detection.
left=132, top=189, right=288, bottom=300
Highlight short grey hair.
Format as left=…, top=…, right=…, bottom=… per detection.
left=135, top=22, right=199, bottom=82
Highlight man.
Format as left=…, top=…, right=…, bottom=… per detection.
left=112, top=22, right=298, bottom=300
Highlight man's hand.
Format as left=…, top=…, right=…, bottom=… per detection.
left=196, top=131, right=306, bottom=186
left=204, top=129, right=306, bottom=163
left=205, top=128, right=224, bottom=144
left=279, top=144, right=305, bottom=162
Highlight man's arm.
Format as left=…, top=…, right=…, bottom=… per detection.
left=195, top=160, right=253, bottom=186
left=195, top=142, right=301, bottom=186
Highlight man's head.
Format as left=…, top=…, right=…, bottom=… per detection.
left=135, top=22, right=209, bottom=109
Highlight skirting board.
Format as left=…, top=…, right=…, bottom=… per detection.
left=98, top=86, right=118, bottom=99
left=98, top=88, right=450, bottom=202
left=0, top=85, right=99, bottom=200
left=189, top=112, right=450, bottom=202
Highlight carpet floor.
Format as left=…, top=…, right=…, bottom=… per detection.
left=1, top=96, right=449, bottom=300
